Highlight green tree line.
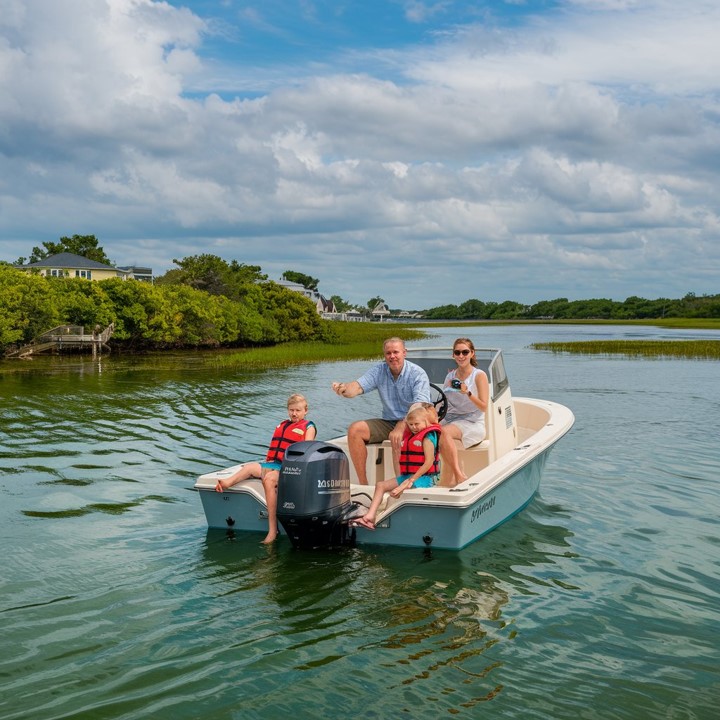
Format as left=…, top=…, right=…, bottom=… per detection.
left=422, top=294, right=720, bottom=320
left=0, top=253, right=334, bottom=353
left=3, top=235, right=718, bottom=354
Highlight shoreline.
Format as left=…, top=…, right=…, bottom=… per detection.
left=2, top=318, right=719, bottom=373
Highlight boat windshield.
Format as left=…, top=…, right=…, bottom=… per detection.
left=407, top=347, right=508, bottom=401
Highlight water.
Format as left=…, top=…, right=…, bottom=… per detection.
left=1, top=325, right=719, bottom=719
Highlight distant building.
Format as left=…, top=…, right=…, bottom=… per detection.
left=15, top=252, right=152, bottom=282
left=371, top=301, right=391, bottom=321
left=117, top=265, right=153, bottom=282
left=275, top=279, right=338, bottom=317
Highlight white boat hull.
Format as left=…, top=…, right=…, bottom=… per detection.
left=195, top=395, right=574, bottom=550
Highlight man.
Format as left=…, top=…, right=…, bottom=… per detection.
left=331, top=337, right=431, bottom=484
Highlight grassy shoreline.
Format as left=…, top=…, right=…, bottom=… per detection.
left=208, top=323, right=432, bottom=369
left=209, top=319, right=720, bottom=367
left=2, top=319, right=719, bottom=373
left=532, top=339, right=720, bottom=360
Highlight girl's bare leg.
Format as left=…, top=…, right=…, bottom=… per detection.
left=356, top=478, right=397, bottom=528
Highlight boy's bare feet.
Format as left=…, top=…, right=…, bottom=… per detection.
left=261, top=531, right=278, bottom=544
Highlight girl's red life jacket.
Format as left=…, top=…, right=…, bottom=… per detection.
left=398, top=423, right=442, bottom=476
left=265, top=419, right=314, bottom=463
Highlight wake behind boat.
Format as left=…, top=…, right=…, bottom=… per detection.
left=194, top=347, right=575, bottom=550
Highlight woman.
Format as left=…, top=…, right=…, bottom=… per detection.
left=440, top=338, right=489, bottom=485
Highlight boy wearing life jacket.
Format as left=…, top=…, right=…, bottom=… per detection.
left=353, top=405, right=441, bottom=530
left=215, top=393, right=316, bottom=543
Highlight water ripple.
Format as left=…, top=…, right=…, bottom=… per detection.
left=2, top=340, right=720, bottom=719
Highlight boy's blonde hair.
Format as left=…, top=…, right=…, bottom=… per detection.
left=287, top=393, right=308, bottom=409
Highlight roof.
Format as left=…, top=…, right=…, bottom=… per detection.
left=19, top=252, right=118, bottom=271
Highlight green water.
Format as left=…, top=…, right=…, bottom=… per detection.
left=1, top=325, right=719, bottom=719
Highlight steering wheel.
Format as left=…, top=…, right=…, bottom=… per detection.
left=429, top=383, right=448, bottom=421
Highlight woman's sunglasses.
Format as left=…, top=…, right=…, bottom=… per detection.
left=453, top=349, right=471, bottom=356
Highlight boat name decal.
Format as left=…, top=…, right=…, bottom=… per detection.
left=471, top=495, right=496, bottom=523
left=282, top=465, right=303, bottom=476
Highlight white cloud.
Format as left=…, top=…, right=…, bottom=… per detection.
left=0, top=0, right=719, bottom=307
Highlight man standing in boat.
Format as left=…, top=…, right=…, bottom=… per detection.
left=331, top=337, right=431, bottom=485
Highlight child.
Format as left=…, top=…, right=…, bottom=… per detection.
left=353, top=404, right=441, bottom=530
left=215, top=393, right=316, bottom=544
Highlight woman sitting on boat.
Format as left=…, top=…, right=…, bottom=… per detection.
left=440, top=337, right=489, bottom=485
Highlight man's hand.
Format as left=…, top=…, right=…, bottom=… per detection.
left=388, top=421, right=406, bottom=453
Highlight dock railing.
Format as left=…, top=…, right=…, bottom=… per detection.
left=5, top=324, right=115, bottom=358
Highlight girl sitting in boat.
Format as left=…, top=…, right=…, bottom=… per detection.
left=353, top=404, right=441, bottom=530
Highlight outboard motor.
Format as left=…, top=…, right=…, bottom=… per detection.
left=276, top=440, right=354, bottom=549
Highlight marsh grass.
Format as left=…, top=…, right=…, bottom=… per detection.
left=208, top=323, right=432, bottom=369
left=532, top=339, right=720, bottom=360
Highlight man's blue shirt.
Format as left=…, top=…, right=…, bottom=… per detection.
left=357, top=360, right=431, bottom=420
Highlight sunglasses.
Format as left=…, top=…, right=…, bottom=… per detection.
left=453, top=349, right=471, bottom=356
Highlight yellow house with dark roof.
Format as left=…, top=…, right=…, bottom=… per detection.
left=15, top=252, right=151, bottom=281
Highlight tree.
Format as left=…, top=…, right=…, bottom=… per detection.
left=163, top=254, right=232, bottom=295
left=28, top=235, right=113, bottom=265
left=367, top=296, right=385, bottom=309
left=458, top=299, right=489, bottom=319
left=282, top=271, right=319, bottom=291
left=487, top=300, right=524, bottom=320
left=157, top=255, right=267, bottom=300
left=0, top=265, right=60, bottom=345
left=330, top=294, right=354, bottom=312
left=55, top=277, right=115, bottom=329
left=260, top=283, right=332, bottom=342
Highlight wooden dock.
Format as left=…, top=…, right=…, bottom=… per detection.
left=5, top=324, right=115, bottom=358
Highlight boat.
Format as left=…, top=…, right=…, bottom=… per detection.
left=194, top=347, right=575, bottom=550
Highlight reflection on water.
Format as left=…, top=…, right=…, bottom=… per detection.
left=2, top=326, right=720, bottom=719
left=192, top=506, right=576, bottom=716
left=22, top=494, right=178, bottom=518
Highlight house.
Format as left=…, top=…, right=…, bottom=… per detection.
left=15, top=252, right=151, bottom=282
left=275, top=279, right=337, bottom=317
left=371, top=301, right=391, bottom=321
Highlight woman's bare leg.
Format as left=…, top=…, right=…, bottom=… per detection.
left=439, top=426, right=466, bottom=485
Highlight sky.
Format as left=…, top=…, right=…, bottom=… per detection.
left=1, top=0, right=719, bottom=310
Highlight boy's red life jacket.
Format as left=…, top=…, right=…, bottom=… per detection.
left=265, top=419, right=314, bottom=463
left=398, top=423, right=442, bottom=476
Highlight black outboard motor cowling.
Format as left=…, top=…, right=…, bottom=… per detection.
left=276, top=441, right=353, bottom=549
